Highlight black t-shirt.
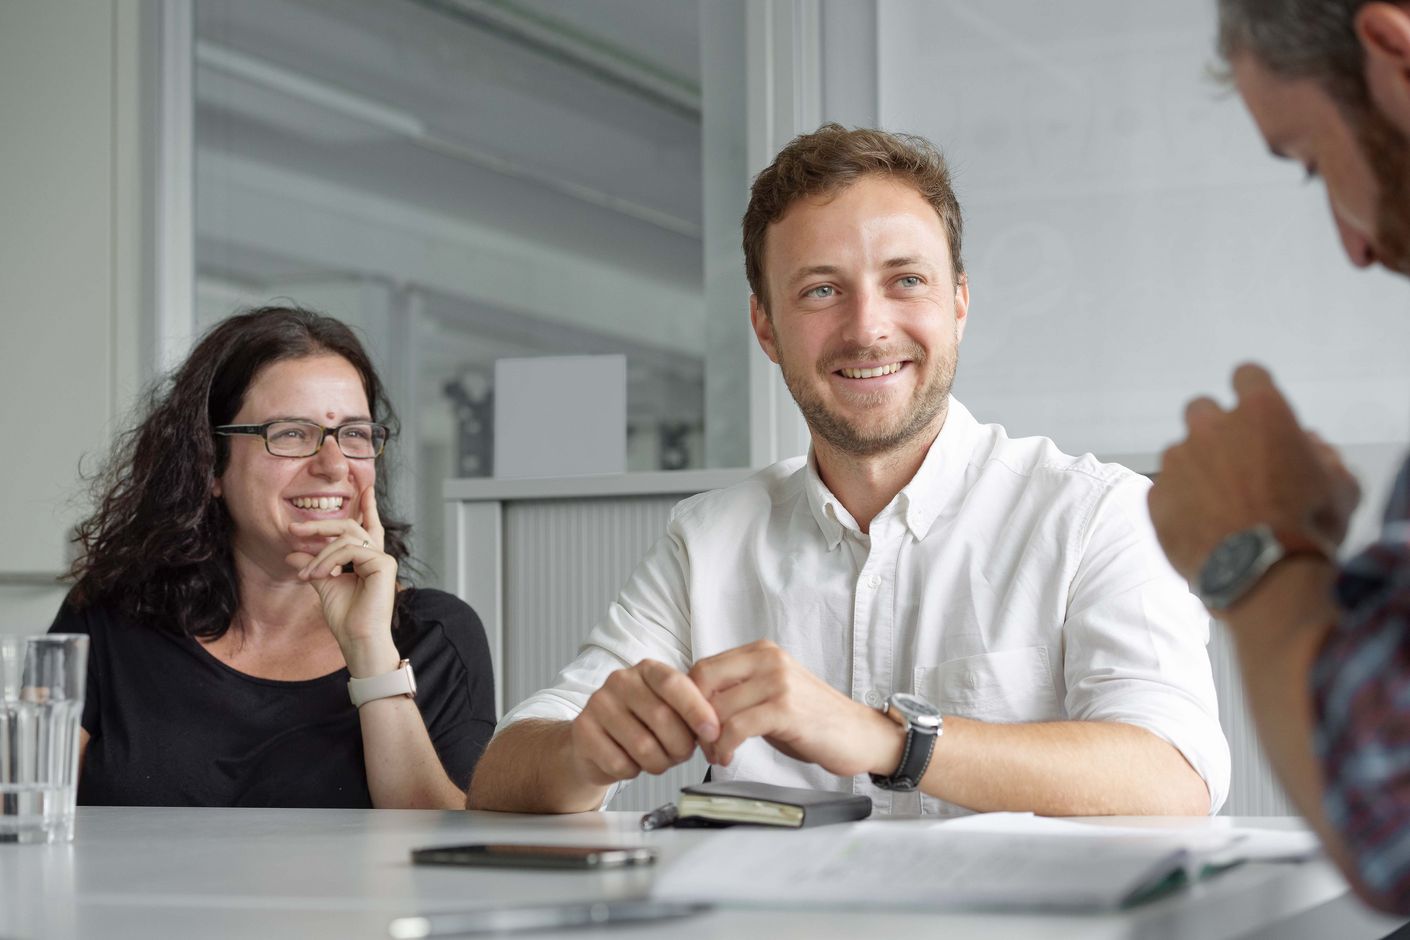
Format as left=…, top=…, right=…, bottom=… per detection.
left=48, top=588, right=496, bottom=808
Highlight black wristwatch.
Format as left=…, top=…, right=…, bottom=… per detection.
left=1195, top=524, right=1290, bottom=612
left=869, top=692, right=943, bottom=791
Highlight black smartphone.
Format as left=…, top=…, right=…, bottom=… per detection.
left=410, top=843, right=657, bottom=870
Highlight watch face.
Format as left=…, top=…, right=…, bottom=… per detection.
left=1201, top=530, right=1268, bottom=593
left=889, top=692, right=942, bottom=728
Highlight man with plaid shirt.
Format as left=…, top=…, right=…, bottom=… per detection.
left=1151, top=0, right=1410, bottom=915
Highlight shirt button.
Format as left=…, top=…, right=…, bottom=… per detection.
left=866, top=574, right=881, bottom=589
left=864, top=689, right=883, bottom=708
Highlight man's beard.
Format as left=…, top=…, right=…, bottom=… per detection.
left=1352, top=102, right=1410, bottom=276
left=776, top=331, right=958, bottom=457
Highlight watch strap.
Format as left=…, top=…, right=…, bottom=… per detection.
left=870, top=712, right=941, bottom=791
left=1196, top=524, right=1328, bottom=612
left=347, top=659, right=416, bottom=707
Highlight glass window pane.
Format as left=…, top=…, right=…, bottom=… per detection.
left=193, top=0, right=747, bottom=584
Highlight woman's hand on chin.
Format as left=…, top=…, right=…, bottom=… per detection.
left=285, top=483, right=399, bottom=676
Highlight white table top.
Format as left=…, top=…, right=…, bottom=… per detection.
left=0, top=809, right=1404, bottom=940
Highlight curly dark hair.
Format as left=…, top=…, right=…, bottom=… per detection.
left=67, top=305, right=414, bottom=639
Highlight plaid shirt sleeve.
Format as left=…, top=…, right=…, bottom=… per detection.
left=1313, top=453, right=1410, bottom=910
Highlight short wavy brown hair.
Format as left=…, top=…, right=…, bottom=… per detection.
left=742, top=123, right=965, bottom=310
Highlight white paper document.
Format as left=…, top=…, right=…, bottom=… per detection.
left=653, top=816, right=1319, bottom=912
left=939, top=813, right=1321, bottom=863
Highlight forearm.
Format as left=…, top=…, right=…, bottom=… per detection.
left=1223, top=558, right=1371, bottom=899
left=358, top=697, right=467, bottom=809
left=339, top=635, right=465, bottom=809
left=468, top=719, right=611, bottom=813
left=911, top=717, right=1210, bottom=815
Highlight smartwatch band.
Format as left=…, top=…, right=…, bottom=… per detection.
left=347, top=659, right=416, bottom=707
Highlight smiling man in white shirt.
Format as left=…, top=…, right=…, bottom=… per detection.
left=469, top=124, right=1229, bottom=817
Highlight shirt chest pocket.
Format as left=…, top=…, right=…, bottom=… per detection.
left=914, top=646, right=1062, bottom=724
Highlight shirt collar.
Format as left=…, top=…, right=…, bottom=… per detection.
left=803, top=396, right=980, bottom=547
left=900, top=397, right=978, bottom=539
left=803, top=452, right=849, bottom=550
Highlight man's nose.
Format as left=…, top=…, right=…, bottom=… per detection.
left=840, top=287, right=891, bottom=348
left=1334, top=207, right=1378, bottom=269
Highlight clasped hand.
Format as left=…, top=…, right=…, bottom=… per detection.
left=570, top=640, right=898, bottom=786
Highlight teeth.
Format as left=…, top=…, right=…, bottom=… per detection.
left=293, top=497, right=343, bottom=510
left=840, top=362, right=902, bottom=379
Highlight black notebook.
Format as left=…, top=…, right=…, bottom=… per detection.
left=674, top=781, right=872, bottom=829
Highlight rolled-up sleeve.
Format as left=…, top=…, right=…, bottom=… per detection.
left=1061, top=473, right=1231, bottom=814
left=496, top=518, right=696, bottom=732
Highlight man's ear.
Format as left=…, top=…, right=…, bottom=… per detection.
left=954, top=274, right=970, bottom=344
left=1356, top=3, right=1410, bottom=134
left=749, top=294, right=781, bottom=364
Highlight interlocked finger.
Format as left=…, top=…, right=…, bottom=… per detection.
left=595, top=695, right=674, bottom=776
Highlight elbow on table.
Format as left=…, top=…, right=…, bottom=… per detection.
left=1344, top=871, right=1410, bottom=916
left=1168, top=774, right=1214, bottom=817
left=1154, top=727, right=1223, bottom=816
left=464, top=751, right=587, bottom=814
left=1310, top=787, right=1410, bottom=914
left=465, top=762, right=514, bottom=812
left=467, top=773, right=605, bottom=814
left=1334, top=841, right=1410, bottom=916
left=1114, top=771, right=1209, bottom=817
left=1140, top=732, right=1218, bottom=816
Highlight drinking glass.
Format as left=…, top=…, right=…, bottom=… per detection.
left=0, top=635, right=87, bottom=843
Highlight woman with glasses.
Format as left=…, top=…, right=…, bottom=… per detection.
left=49, top=305, right=494, bottom=808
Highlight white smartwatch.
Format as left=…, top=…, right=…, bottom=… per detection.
left=347, top=659, right=417, bottom=707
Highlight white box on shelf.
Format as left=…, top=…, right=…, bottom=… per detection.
left=493, top=354, right=627, bottom=479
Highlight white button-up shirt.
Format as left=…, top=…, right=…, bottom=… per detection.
left=500, top=399, right=1231, bottom=816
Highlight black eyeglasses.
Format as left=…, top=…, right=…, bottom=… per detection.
left=214, top=420, right=389, bottom=459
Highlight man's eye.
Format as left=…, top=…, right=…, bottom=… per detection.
left=897, top=275, right=923, bottom=288
left=805, top=285, right=835, bottom=299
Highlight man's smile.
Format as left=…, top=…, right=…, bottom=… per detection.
left=838, top=361, right=905, bottom=379
left=828, top=360, right=913, bottom=394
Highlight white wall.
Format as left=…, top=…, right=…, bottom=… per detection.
left=878, top=1, right=1410, bottom=465
left=0, top=2, right=154, bottom=636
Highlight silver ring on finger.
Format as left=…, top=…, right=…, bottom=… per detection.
left=361, top=539, right=370, bottom=549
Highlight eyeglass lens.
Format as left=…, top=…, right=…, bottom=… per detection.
left=265, top=421, right=385, bottom=458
